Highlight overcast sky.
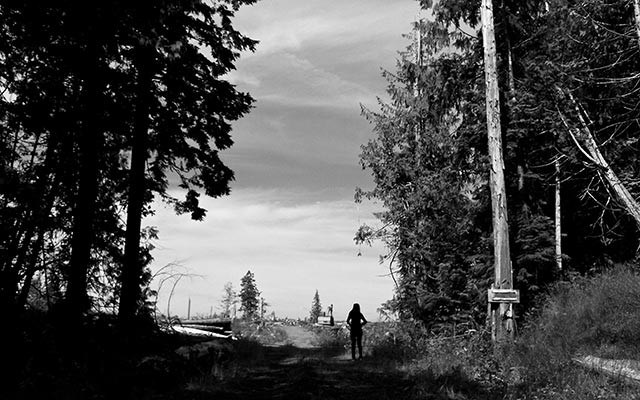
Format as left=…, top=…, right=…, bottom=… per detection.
left=147, top=0, right=423, bottom=320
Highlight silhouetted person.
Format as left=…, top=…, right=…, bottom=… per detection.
left=347, top=303, right=367, bottom=360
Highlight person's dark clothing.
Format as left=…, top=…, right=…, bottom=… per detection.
left=347, top=310, right=366, bottom=334
left=347, top=307, right=367, bottom=359
left=350, top=331, right=362, bottom=360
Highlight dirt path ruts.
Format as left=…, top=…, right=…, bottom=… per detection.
left=183, top=325, right=495, bottom=400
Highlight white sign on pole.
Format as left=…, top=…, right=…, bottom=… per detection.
left=487, top=288, right=520, bottom=304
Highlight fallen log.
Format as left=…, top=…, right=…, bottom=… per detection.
left=179, top=318, right=232, bottom=331
left=171, top=325, right=232, bottom=339
left=573, top=355, right=640, bottom=385
left=180, top=324, right=229, bottom=334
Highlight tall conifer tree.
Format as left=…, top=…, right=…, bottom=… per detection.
left=310, top=290, right=322, bottom=323
left=239, top=270, right=260, bottom=319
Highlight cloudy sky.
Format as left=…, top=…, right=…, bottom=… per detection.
left=147, top=0, right=423, bottom=320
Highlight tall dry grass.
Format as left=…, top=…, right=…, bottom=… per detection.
left=358, top=265, right=640, bottom=398
left=507, top=264, right=640, bottom=398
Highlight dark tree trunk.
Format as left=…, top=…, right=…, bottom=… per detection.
left=67, top=38, right=103, bottom=322
left=119, top=45, right=153, bottom=326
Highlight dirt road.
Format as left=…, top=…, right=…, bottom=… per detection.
left=280, top=325, right=319, bottom=349
left=187, top=325, right=495, bottom=400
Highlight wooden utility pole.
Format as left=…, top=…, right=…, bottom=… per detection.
left=481, top=0, right=514, bottom=342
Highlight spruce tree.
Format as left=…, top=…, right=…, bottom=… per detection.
left=239, top=270, right=260, bottom=319
left=310, top=290, right=322, bottom=323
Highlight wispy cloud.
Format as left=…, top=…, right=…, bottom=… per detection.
left=244, top=53, right=372, bottom=110
left=223, top=0, right=421, bottom=194
left=228, top=0, right=420, bottom=110
left=235, top=0, right=420, bottom=57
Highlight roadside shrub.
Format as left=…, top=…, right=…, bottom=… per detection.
left=232, top=320, right=287, bottom=345
left=364, top=320, right=492, bottom=371
left=359, top=318, right=506, bottom=397
left=365, top=320, right=429, bottom=362
left=306, top=324, right=346, bottom=357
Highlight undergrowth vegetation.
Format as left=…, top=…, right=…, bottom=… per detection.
left=232, top=320, right=288, bottom=345
left=505, top=265, right=640, bottom=399
left=519, top=265, right=640, bottom=360
left=360, top=265, right=640, bottom=399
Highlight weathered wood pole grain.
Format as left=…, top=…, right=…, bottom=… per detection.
left=481, top=0, right=513, bottom=342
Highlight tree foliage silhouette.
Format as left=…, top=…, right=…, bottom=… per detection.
left=0, top=0, right=257, bottom=327
left=239, top=270, right=260, bottom=319
left=310, top=289, right=322, bottom=323
left=219, top=282, right=238, bottom=319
